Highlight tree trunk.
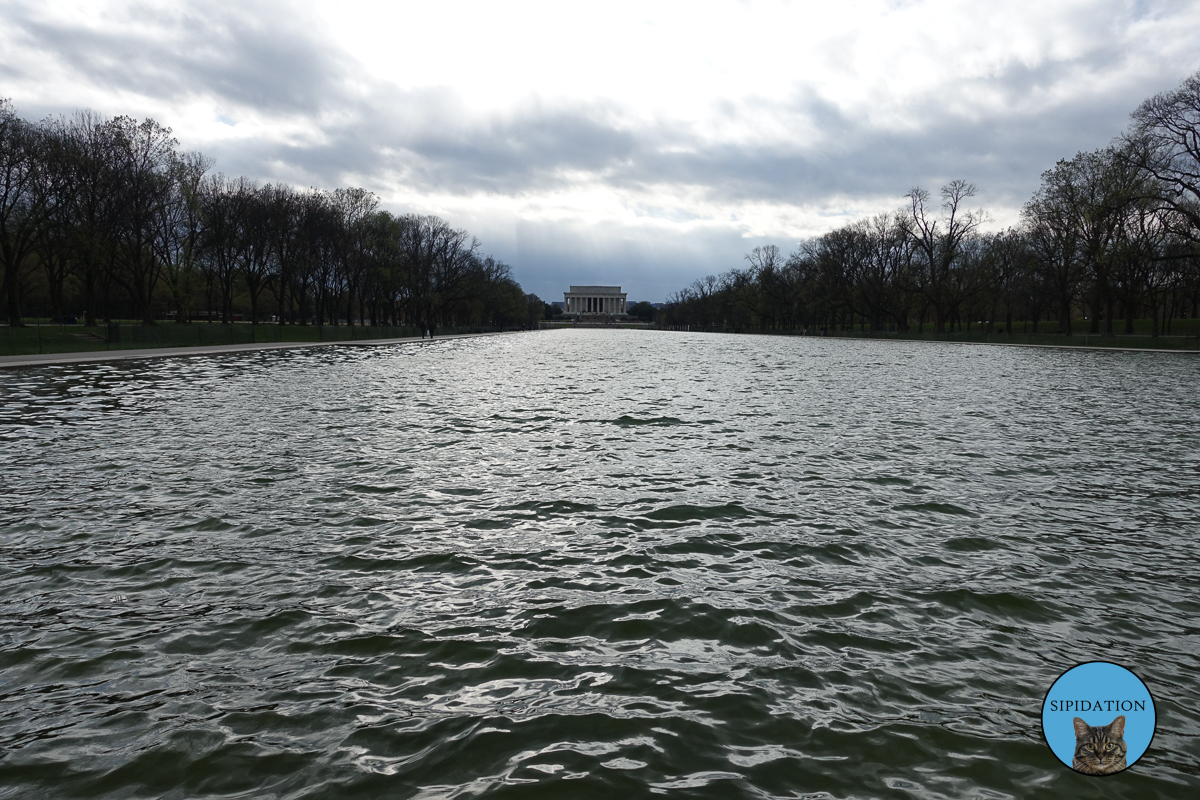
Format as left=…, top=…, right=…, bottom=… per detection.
left=45, top=258, right=66, bottom=324
left=4, top=259, right=24, bottom=327
left=84, top=267, right=97, bottom=327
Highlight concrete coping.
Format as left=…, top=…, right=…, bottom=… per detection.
left=0, top=331, right=515, bottom=370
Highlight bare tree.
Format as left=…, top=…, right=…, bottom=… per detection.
left=0, top=99, right=46, bottom=326
left=32, top=116, right=76, bottom=324
left=901, top=181, right=988, bottom=333
left=0, top=101, right=546, bottom=333
left=199, top=174, right=251, bottom=323
left=155, top=150, right=211, bottom=323
left=57, top=110, right=123, bottom=326
left=1125, top=68, right=1200, bottom=242
left=981, top=228, right=1035, bottom=334
left=262, top=184, right=302, bottom=324
left=1024, top=165, right=1084, bottom=335
left=239, top=182, right=273, bottom=324
left=744, top=244, right=782, bottom=273
left=330, top=187, right=380, bottom=327
left=106, top=116, right=179, bottom=324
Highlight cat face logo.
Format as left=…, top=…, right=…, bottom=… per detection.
left=1041, top=662, right=1155, bottom=776
left=1072, top=715, right=1127, bottom=775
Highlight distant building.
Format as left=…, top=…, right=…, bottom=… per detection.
left=563, top=285, right=627, bottom=316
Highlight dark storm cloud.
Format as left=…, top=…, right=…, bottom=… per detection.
left=5, top=0, right=348, bottom=115
left=188, top=88, right=645, bottom=197
left=511, top=218, right=772, bottom=304
left=241, top=76, right=1148, bottom=213
left=5, top=0, right=1191, bottom=214
left=4, top=0, right=1197, bottom=299
left=411, top=106, right=641, bottom=191
left=212, top=48, right=1182, bottom=221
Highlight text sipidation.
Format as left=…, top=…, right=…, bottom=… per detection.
left=1049, top=700, right=1146, bottom=712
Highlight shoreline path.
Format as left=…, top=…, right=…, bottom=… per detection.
left=0, top=331, right=515, bottom=370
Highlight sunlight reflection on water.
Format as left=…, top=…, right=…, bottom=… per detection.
left=1, top=330, right=1198, bottom=798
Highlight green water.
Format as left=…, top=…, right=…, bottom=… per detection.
left=1, top=330, right=1197, bottom=798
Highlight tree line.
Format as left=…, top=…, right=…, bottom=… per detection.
left=660, top=70, right=1200, bottom=337
left=0, top=102, right=546, bottom=330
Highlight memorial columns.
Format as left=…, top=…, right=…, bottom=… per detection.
left=562, top=287, right=627, bottom=316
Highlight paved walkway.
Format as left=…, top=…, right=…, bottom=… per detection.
left=0, top=331, right=515, bottom=370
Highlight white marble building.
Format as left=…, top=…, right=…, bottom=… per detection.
left=563, top=285, right=627, bottom=315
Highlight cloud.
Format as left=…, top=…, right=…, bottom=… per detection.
left=2, top=0, right=1199, bottom=298
left=4, top=0, right=347, bottom=115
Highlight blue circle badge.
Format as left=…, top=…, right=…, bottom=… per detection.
left=1041, top=661, right=1155, bottom=775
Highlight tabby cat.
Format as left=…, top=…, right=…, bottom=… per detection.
left=1072, top=715, right=1127, bottom=775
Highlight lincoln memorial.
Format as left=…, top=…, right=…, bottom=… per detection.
left=563, top=285, right=627, bottom=316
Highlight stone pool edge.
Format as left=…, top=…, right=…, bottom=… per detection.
left=822, top=335, right=1200, bottom=355
left=0, top=331, right=520, bottom=370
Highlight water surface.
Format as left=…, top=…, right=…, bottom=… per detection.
left=2, top=330, right=1198, bottom=798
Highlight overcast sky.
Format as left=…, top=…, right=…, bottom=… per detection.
left=2, top=0, right=1199, bottom=301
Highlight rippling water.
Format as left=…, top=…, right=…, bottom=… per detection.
left=2, top=330, right=1198, bottom=798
